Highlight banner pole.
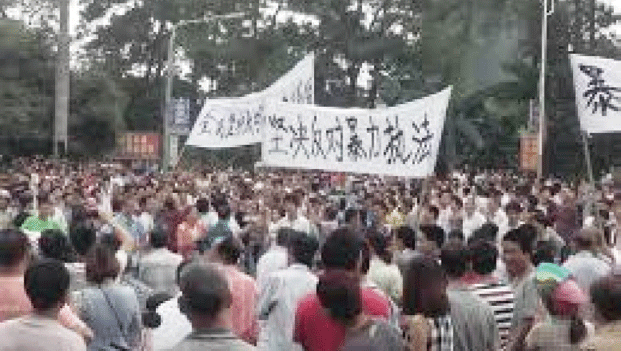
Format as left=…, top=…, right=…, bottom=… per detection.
left=582, top=132, right=596, bottom=219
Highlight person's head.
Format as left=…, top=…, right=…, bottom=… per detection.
left=216, top=203, right=231, bottom=221
left=505, top=201, right=522, bottom=225
left=446, top=230, right=464, bottom=247
left=24, top=259, right=70, bottom=314
left=38, top=229, right=70, bottom=262
left=590, top=273, right=621, bottom=323
left=69, top=223, right=96, bottom=257
left=288, top=231, right=319, bottom=268
left=464, top=196, right=477, bottom=215
left=469, top=223, right=498, bottom=244
left=149, top=227, right=168, bottom=249
left=440, top=243, right=468, bottom=279
left=123, top=198, right=139, bottom=216
left=573, top=227, right=599, bottom=253
left=316, top=269, right=361, bottom=327
left=214, top=235, right=242, bottom=265
left=468, top=240, right=498, bottom=275
left=532, top=240, right=557, bottom=266
left=85, top=244, right=120, bottom=284
left=195, top=198, right=210, bottom=215
left=321, top=227, right=365, bottom=274
left=276, top=228, right=292, bottom=247
left=502, top=227, right=534, bottom=279
left=417, top=225, right=445, bottom=257
left=344, top=208, right=361, bottom=228
left=403, top=257, right=449, bottom=318
left=283, top=193, right=299, bottom=219
left=38, top=198, right=54, bottom=220
left=178, top=263, right=232, bottom=328
left=0, top=228, right=29, bottom=270
left=395, top=226, right=416, bottom=251
left=420, top=205, right=439, bottom=226
left=365, top=228, right=392, bottom=264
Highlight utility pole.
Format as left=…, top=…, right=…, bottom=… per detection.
left=54, top=0, right=70, bottom=157
left=538, top=0, right=554, bottom=179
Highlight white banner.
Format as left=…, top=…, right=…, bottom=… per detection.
left=186, top=53, right=314, bottom=148
left=261, top=87, right=452, bottom=178
left=570, top=54, right=621, bottom=133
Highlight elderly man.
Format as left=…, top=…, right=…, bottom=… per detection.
left=168, top=263, right=255, bottom=351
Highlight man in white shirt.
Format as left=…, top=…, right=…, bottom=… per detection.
left=270, top=194, right=314, bottom=240
left=462, top=196, right=486, bottom=241
left=256, top=229, right=291, bottom=293
left=257, top=231, right=319, bottom=351
left=138, top=229, right=183, bottom=296
left=562, top=227, right=611, bottom=296
left=487, top=191, right=509, bottom=239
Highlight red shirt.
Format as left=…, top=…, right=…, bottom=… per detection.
left=294, top=287, right=391, bottom=351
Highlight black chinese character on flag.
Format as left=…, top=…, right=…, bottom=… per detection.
left=579, top=64, right=621, bottom=116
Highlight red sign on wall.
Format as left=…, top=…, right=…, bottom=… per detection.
left=519, top=134, right=538, bottom=172
left=116, top=132, right=161, bottom=160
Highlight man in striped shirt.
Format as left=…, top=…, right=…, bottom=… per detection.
left=463, top=240, right=515, bottom=350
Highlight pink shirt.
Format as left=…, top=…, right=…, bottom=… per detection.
left=0, top=275, right=88, bottom=333
left=222, top=265, right=259, bottom=345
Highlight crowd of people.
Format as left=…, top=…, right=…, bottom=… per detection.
left=1, top=156, right=621, bottom=350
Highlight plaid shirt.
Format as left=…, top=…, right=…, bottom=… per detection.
left=403, top=314, right=454, bottom=351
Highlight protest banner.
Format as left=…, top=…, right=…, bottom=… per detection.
left=570, top=54, right=621, bottom=134
left=186, top=53, right=314, bottom=149
left=261, top=87, right=452, bottom=178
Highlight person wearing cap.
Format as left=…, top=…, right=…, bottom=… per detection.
left=524, top=263, right=592, bottom=351
left=562, top=227, right=611, bottom=298
left=168, top=263, right=255, bottom=351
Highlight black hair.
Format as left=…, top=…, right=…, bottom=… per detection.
left=316, top=270, right=361, bottom=326
left=69, top=223, right=96, bottom=257
left=288, top=231, right=319, bottom=268
left=179, top=263, right=231, bottom=319
left=419, top=225, right=445, bottom=249
left=469, top=223, right=499, bottom=244
left=276, top=228, right=292, bottom=247
left=195, top=198, right=210, bottom=214
left=503, top=227, right=534, bottom=256
left=396, top=226, right=417, bottom=250
left=440, top=244, right=468, bottom=278
left=321, top=227, right=365, bottom=270
left=427, top=205, right=440, bottom=220
left=344, top=208, right=360, bottom=225
left=0, top=228, right=29, bottom=267
left=590, top=274, right=621, bottom=322
left=24, top=259, right=70, bottom=311
left=215, top=235, right=242, bottom=265
left=532, top=240, right=557, bottom=266
left=447, top=230, right=464, bottom=243
left=150, top=227, right=168, bottom=249
left=402, top=257, right=448, bottom=317
left=468, top=240, right=498, bottom=275
left=38, top=229, right=71, bottom=262
left=365, top=228, right=392, bottom=264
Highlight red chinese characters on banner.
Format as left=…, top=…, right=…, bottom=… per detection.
left=116, top=132, right=161, bottom=160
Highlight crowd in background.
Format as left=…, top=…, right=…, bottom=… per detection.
left=1, top=156, right=621, bottom=350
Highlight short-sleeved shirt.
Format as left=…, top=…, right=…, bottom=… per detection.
left=0, top=316, right=86, bottom=351
left=294, top=287, right=391, bottom=351
left=448, top=289, right=500, bottom=351
left=511, top=271, right=539, bottom=329
left=341, top=318, right=405, bottom=351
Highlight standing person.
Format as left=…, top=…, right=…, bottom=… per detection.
left=524, top=263, right=591, bottom=351
left=562, top=227, right=611, bottom=297
left=583, top=273, right=621, bottom=351
left=71, top=244, right=142, bottom=351
left=0, top=190, right=13, bottom=229
left=257, top=231, right=319, bottom=351
left=114, top=198, right=146, bottom=248
left=487, top=190, right=509, bottom=238
left=365, top=228, right=403, bottom=303
left=463, top=240, right=515, bottom=349
left=271, top=194, right=314, bottom=239
left=294, top=227, right=392, bottom=351
left=394, top=226, right=420, bottom=276
left=210, top=235, right=259, bottom=345
left=439, top=245, right=500, bottom=351
left=137, top=196, right=154, bottom=236
left=0, top=229, right=92, bottom=340
left=138, top=227, right=184, bottom=296
left=176, top=207, right=205, bottom=260
left=20, top=197, right=62, bottom=244
left=317, top=270, right=405, bottom=351
left=502, top=227, right=540, bottom=351
left=417, top=224, right=445, bottom=260
left=462, top=196, right=486, bottom=241
left=402, top=257, right=454, bottom=351
left=0, top=259, right=86, bottom=351
left=167, top=263, right=255, bottom=351
left=255, top=228, right=290, bottom=294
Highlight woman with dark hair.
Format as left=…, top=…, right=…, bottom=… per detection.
left=317, top=270, right=404, bottom=351
left=402, top=258, right=453, bottom=351
left=71, top=244, right=142, bottom=351
left=365, top=228, right=403, bottom=303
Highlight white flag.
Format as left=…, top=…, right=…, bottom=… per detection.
left=186, top=54, right=314, bottom=148
left=570, top=54, right=621, bottom=134
left=261, top=87, right=452, bottom=178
